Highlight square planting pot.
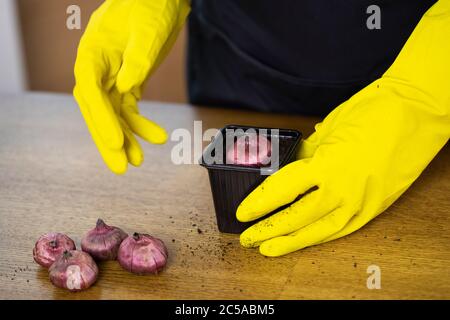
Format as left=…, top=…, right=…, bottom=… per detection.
left=200, top=125, right=302, bottom=233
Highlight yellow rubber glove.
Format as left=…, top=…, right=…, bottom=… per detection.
left=238, top=0, right=450, bottom=257
left=74, top=0, right=190, bottom=174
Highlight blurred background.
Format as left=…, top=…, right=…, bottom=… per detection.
left=0, top=0, right=187, bottom=102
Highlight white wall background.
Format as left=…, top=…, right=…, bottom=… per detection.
left=0, top=0, right=26, bottom=94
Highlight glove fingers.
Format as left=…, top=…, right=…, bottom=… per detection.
left=240, top=190, right=337, bottom=248
left=74, top=55, right=124, bottom=150
left=124, top=112, right=168, bottom=144
left=115, top=0, right=181, bottom=93
left=319, top=212, right=375, bottom=244
left=259, top=206, right=355, bottom=257
left=120, top=119, right=144, bottom=167
left=236, top=159, right=318, bottom=222
left=74, top=87, right=128, bottom=174
left=121, top=94, right=168, bottom=144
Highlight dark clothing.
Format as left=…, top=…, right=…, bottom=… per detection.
left=187, top=0, right=436, bottom=116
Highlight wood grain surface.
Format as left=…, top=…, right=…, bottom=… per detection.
left=0, top=93, right=449, bottom=300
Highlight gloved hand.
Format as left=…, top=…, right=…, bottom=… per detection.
left=74, top=0, right=190, bottom=174
left=237, top=0, right=450, bottom=257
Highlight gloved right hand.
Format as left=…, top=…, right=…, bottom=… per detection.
left=237, top=0, right=450, bottom=257
left=74, top=0, right=190, bottom=174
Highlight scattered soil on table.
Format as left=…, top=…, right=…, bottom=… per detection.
left=170, top=210, right=243, bottom=271
left=3, top=265, right=32, bottom=283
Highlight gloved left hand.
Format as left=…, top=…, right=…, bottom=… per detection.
left=74, top=0, right=190, bottom=174
left=237, top=0, right=450, bottom=257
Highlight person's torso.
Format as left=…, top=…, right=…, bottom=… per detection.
left=187, top=0, right=436, bottom=116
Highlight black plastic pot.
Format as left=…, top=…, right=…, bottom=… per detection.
left=200, top=125, right=302, bottom=233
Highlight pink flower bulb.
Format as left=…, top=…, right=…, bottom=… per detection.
left=226, top=133, right=271, bottom=166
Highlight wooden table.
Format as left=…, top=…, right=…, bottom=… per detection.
left=0, top=93, right=449, bottom=300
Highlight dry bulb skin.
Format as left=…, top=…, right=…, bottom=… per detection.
left=81, top=218, right=128, bottom=261
left=49, top=250, right=98, bottom=291
left=33, top=233, right=76, bottom=268
left=118, top=233, right=168, bottom=275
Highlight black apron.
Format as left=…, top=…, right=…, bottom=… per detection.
left=187, top=0, right=436, bottom=116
